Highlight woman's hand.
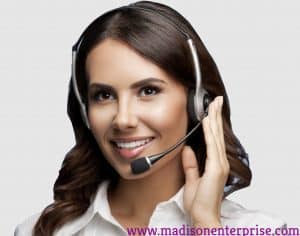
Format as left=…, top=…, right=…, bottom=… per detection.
left=182, top=96, right=229, bottom=227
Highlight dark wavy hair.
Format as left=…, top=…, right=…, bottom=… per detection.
left=33, top=1, right=252, bottom=235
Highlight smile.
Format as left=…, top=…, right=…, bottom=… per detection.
left=114, top=138, right=153, bottom=149
left=110, top=137, right=155, bottom=159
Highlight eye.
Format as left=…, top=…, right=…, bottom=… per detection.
left=92, top=90, right=115, bottom=102
left=139, top=86, right=161, bottom=97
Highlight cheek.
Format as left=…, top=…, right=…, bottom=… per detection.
left=143, top=94, right=188, bottom=137
left=88, top=107, right=113, bottom=141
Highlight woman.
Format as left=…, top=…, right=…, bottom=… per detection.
left=15, top=1, right=285, bottom=235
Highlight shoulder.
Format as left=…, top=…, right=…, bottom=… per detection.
left=221, top=199, right=286, bottom=228
left=14, top=212, right=41, bottom=236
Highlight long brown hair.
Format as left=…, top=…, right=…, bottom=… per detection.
left=34, top=1, right=251, bottom=235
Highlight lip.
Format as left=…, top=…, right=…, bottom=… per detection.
left=110, top=136, right=154, bottom=142
left=111, top=137, right=154, bottom=160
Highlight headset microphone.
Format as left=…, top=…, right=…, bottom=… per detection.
left=131, top=121, right=201, bottom=174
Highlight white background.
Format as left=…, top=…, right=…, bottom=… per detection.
left=1, top=1, right=299, bottom=235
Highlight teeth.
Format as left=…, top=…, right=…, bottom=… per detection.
left=115, top=138, right=152, bottom=149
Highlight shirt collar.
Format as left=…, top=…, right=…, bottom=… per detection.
left=92, top=180, right=187, bottom=218
left=91, top=180, right=229, bottom=223
left=55, top=181, right=117, bottom=235
left=90, top=181, right=188, bottom=233
left=92, top=180, right=123, bottom=227
left=57, top=180, right=231, bottom=235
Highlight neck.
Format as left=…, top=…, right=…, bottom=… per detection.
left=108, top=152, right=185, bottom=219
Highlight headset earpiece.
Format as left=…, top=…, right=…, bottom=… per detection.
left=203, top=93, right=212, bottom=115
left=187, top=89, right=211, bottom=124
left=187, top=89, right=198, bottom=123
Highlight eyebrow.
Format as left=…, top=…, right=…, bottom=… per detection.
left=88, top=77, right=167, bottom=91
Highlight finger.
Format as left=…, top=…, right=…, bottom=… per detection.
left=216, top=97, right=230, bottom=172
left=207, top=97, right=223, bottom=161
left=211, top=96, right=226, bottom=162
left=182, top=146, right=199, bottom=185
left=202, top=116, right=220, bottom=169
left=216, top=96, right=225, bottom=153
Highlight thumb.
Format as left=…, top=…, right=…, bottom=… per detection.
left=182, top=146, right=199, bottom=185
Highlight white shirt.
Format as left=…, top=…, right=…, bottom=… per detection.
left=15, top=180, right=286, bottom=236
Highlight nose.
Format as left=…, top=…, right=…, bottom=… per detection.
left=112, top=98, right=138, bottom=131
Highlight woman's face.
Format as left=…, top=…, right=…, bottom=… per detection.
left=86, top=38, right=188, bottom=179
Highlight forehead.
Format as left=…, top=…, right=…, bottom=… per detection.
left=85, top=38, right=180, bottom=87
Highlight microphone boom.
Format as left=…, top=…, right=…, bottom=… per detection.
left=131, top=122, right=201, bottom=174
